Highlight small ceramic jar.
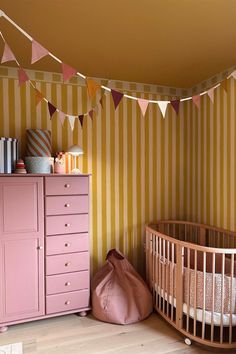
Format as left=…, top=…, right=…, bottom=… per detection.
left=54, top=162, right=65, bottom=174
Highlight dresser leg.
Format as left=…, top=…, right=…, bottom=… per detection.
left=77, top=311, right=87, bottom=317
left=0, top=326, right=8, bottom=333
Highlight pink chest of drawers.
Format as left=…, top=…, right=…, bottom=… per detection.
left=0, top=174, right=90, bottom=332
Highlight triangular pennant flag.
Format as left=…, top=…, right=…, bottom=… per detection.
left=35, top=89, right=44, bottom=106
left=207, top=87, right=215, bottom=103
left=62, top=63, right=77, bottom=82
left=99, top=96, right=104, bottom=108
left=58, top=111, right=66, bottom=125
left=89, top=109, right=94, bottom=120
left=86, top=78, right=101, bottom=98
left=1, top=42, right=16, bottom=63
left=18, top=68, right=29, bottom=86
left=31, top=40, right=49, bottom=64
left=78, top=115, right=84, bottom=128
left=137, top=98, right=149, bottom=117
left=157, top=101, right=169, bottom=118
left=231, top=70, right=236, bottom=80
left=192, top=95, right=201, bottom=109
left=48, top=101, right=57, bottom=118
left=170, top=99, right=180, bottom=115
left=111, top=89, right=124, bottom=110
left=221, top=78, right=228, bottom=93
left=68, top=115, right=75, bottom=130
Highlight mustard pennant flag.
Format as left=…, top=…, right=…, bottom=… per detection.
left=192, top=95, right=201, bottom=109
left=221, top=78, right=228, bottom=93
left=35, top=89, right=44, bottom=106
left=86, top=78, right=101, bottom=98
left=157, top=101, right=169, bottom=118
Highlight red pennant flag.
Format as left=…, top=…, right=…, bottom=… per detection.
left=79, top=115, right=84, bottom=128
left=111, top=89, right=123, bottom=110
left=62, top=63, right=77, bottom=82
left=221, top=79, right=228, bottom=93
left=31, top=40, right=49, bottom=64
left=89, top=109, right=94, bottom=120
left=1, top=42, right=16, bottom=63
left=192, top=95, right=201, bottom=109
left=48, top=101, right=57, bottom=118
left=35, top=89, right=44, bottom=106
left=18, top=68, right=29, bottom=86
left=170, top=99, right=180, bottom=115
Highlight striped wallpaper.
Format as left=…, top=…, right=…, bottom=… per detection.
left=0, top=67, right=235, bottom=275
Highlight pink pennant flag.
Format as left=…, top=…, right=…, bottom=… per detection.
left=62, top=63, right=77, bottom=82
left=31, top=40, right=49, bottom=64
left=58, top=111, right=66, bottom=125
left=89, top=109, right=94, bottom=120
left=192, top=95, right=201, bottom=109
left=48, top=101, right=57, bottom=118
left=111, top=89, right=124, bottom=110
left=1, top=42, right=16, bottom=63
left=207, top=87, right=215, bottom=103
left=170, top=100, right=180, bottom=115
left=157, top=101, right=169, bottom=118
left=137, top=98, right=149, bottom=117
left=18, top=68, right=29, bottom=86
left=68, top=115, right=75, bottom=130
left=79, top=115, right=84, bottom=128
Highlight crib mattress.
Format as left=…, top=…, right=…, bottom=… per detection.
left=155, top=284, right=236, bottom=326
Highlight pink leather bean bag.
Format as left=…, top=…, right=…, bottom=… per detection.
left=91, top=249, right=153, bottom=324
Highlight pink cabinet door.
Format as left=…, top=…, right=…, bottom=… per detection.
left=0, top=177, right=44, bottom=323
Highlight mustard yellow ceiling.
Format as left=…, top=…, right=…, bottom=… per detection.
left=0, top=0, right=235, bottom=88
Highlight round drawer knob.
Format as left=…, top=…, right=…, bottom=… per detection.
left=65, top=203, right=70, bottom=208
left=65, top=300, right=71, bottom=305
left=65, top=243, right=71, bottom=247
left=64, top=184, right=70, bottom=188
left=37, top=246, right=43, bottom=250
left=65, top=282, right=71, bottom=286
left=65, top=223, right=71, bottom=227
left=65, top=262, right=71, bottom=267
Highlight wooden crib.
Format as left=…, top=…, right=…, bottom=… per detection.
left=145, top=220, right=236, bottom=349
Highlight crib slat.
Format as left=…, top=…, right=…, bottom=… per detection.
left=202, top=251, right=206, bottom=340
left=220, top=253, right=225, bottom=344
left=167, top=241, right=170, bottom=318
left=211, top=252, right=215, bottom=342
left=176, top=244, right=184, bottom=329
left=162, top=239, right=166, bottom=314
left=186, top=248, right=190, bottom=333
left=158, top=237, right=162, bottom=311
left=155, top=235, right=159, bottom=310
left=229, top=254, right=234, bottom=344
left=193, top=249, right=197, bottom=337
left=171, top=242, right=175, bottom=322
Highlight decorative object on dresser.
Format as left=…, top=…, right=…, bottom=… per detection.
left=14, top=159, right=27, bottom=174
left=68, top=145, right=84, bottom=174
left=0, top=174, right=90, bottom=333
left=0, top=137, right=18, bottom=173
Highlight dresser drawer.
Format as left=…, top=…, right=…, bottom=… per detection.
left=46, top=195, right=89, bottom=216
left=46, top=271, right=89, bottom=295
left=46, top=233, right=89, bottom=255
left=46, top=214, right=88, bottom=235
left=46, top=289, right=89, bottom=314
left=45, top=176, right=89, bottom=196
left=46, top=252, right=89, bottom=275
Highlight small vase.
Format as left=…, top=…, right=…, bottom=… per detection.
left=54, top=163, right=65, bottom=174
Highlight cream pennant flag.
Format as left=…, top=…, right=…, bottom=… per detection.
left=207, top=87, right=215, bottom=103
left=192, top=95, right=201, bottom=108
left=231, top=70, right=236, bottom=79
left=157, top=101, right=168, bottom=118
left=1, top=42, right=16, bottom=63
left=137, top=98, right=149, bottom=117
left=68, top=115, right=75, bottom=130
left=58, top=111, right=66, bottom=125
left=31, top=40, right=49, bottom=64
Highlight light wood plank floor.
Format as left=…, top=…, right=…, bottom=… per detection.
left=0, top=313, right=234, bottom=354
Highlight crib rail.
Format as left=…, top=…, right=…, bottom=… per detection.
left=146, top=221, right=236, bottom=349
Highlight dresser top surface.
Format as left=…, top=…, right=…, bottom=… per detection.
left=0, top=173, right=91, bottom=177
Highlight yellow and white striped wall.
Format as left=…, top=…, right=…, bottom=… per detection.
left=0, top=66, right=235, bottom=274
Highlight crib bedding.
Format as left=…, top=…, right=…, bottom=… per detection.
left=155, top=284, right=236, bottom=326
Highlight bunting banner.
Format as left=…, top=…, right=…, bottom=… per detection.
left=18, top=68, right=29, bottom=86
left=170, top=99, right=180, bottom=115
left=48, top=101, right=57, bottom=118
left=232, top=70, right=236, bottom=79
left=111, top=89, right=124, bottom=110
left=35, top=89, right=44, bottom=105
left=192, top=95, right=201, bottom=109
left=1, top=42, right=16, bottom=63
left=207, top=87, right=215, bottom=103
left=86, top=78, right=101, bottom=98
left=137, top=98, right=149, bottom=117
left=58, top=111, right=66, bottom=125
left=89, top=109, right=94, bottom=120
left=157, top=101, right=168, bottom=118
left=99, top=96, right=104, bottom=109
left=31, top=40, right=49, bottom=64
left=62, top=62, right=77, bottom=82
left=221, top=78, right=228, bottom=93
left=68, top=115, right=75, bottom=130
left=79, top=115, right=84, bottom=127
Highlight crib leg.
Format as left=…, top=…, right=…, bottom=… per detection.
left=77, top=311, right=87, bottom=317
left=184, top=338, right=192, bottom=346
